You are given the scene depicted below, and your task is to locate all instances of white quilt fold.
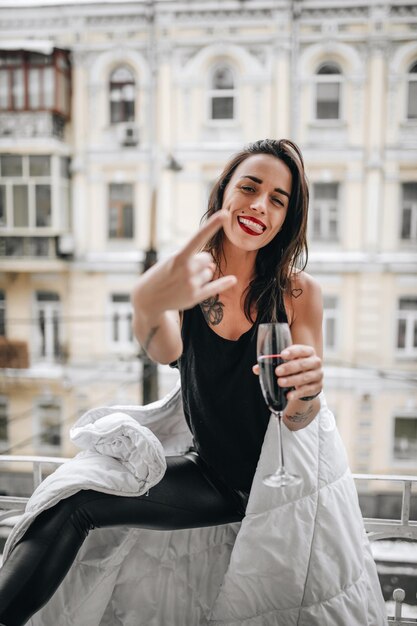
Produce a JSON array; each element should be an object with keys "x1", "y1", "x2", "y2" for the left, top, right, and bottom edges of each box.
[{"x1": 70, "y1": 412, "x2": 167, "y2": 486}]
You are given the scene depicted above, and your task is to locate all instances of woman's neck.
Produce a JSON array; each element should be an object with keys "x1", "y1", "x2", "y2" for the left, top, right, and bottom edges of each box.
[{"x1": 219, "y1": 241, "x2": 257, "y2": 286}]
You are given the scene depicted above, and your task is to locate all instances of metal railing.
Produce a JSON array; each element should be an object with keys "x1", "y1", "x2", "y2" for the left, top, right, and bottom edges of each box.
[
  {"x1": 353, "y1": 473, "x2": 417, "y2": 625},
  {"x1": 0, "y1": 458, "x2": 415, "y2": 624}
]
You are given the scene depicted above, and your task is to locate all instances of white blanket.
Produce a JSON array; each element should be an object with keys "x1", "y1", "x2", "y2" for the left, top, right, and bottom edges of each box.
[{"x1": 3, "y1": 385, "x2": 387, "y2": 625}]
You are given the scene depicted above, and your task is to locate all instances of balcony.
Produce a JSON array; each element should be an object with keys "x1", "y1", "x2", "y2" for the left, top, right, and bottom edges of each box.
[
  {"x1": 0, "y1": 235, "x2": 71, "y2": 271},
  {"x1": 0, "y1": 456, "x2": 416, "y2": 624}
]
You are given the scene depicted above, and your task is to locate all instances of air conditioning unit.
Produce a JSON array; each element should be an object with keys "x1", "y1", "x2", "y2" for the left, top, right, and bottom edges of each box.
[
  {"x1": 56, "y1": 233, "x2": 75, "y2": 258},
  {"x1": 119, "y1": 123, "x2": 139, "y2": 147}
]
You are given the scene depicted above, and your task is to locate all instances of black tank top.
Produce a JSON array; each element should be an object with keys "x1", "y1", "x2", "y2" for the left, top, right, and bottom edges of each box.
[{"x1": 177, "y1": 304, "x2": 288, "y2": 491}]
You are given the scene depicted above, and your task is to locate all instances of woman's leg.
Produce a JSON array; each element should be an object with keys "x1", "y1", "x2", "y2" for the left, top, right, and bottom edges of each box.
[{"x1": 0, "y1": 454, "x2": 247, "y2": 626}]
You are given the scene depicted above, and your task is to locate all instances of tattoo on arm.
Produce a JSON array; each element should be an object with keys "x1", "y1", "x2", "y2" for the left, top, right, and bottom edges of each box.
[
  {"x1": 285, "y1": 405, "x2": 314, "y2": 423},
  {"x1": 200, "y1": 295, "x2": 224, "y2": 326},
  {"x1": 143, "y1": 326, "x2": 159, "y2": 353}
]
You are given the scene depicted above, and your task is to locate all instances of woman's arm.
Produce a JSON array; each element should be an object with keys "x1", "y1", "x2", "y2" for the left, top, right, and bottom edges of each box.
[
  {"x1": 131, "y1": 212, "x2": 237, "y2": 365},
  {"x1": 278, "y1": 272, "x2": 324, "y2": 431}
]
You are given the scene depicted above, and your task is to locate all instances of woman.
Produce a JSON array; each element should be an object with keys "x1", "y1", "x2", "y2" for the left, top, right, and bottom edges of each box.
[{"x1": 0, "y1": 138, "x2": 323, "y2": 626}]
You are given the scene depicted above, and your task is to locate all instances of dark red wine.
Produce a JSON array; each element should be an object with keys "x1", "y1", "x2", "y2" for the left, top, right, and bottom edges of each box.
[{"x1": 258, "y1": 354, "x2": 292, "y2": 413}]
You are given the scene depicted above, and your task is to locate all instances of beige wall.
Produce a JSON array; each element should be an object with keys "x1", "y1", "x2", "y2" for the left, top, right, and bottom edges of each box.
[{"x1": 0, "y1": 0, "x2": 415, "y2": 485}]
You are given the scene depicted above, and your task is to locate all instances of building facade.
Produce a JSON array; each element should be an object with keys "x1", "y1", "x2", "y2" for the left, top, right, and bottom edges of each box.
[{"x1": 0, "y1": 0, "x2": 416, "y2": 499}]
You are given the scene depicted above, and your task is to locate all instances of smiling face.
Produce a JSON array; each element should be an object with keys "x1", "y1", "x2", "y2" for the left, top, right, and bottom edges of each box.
[{"x1": 220, "y1": 153, "x2": 292, "y2": 253}]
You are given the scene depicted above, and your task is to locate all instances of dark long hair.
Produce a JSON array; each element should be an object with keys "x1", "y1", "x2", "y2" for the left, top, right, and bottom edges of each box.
[{"x1": 202, "y1": 138, "x2": 309, "y2": 323}]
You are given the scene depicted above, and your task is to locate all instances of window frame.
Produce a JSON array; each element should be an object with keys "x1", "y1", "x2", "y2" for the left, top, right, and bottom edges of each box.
[
  {"x1": 107, "y1": 182, "x2": 135, "y2": 240},
  {"x1": 0, "y1": 154, "x2": 71, "y2": 236},
  {"x1": 406, "y1": 61, "x2": 417, "y2": 121},
  {"x1": 34, "y1": 395, "x2": 62, "y2": 451},
  {"x1": 109, "y1": 65, "x2": 136, "y2": 125},
  {"x1": 33, "y1": 290, "x2": 62, "y2": 363},
  {"x1": 207, "y1": 63, "x2": 237, "y2": 125},
  {"x1": 313, "y1": 62, "x2": 343, "y2": 122},
  {"x1": 0, "y1": 48, "x2": 71, "y2": 119},
  {"x1": 400, "y1": 182, "x2": 417, "y2": 243},
  {"x1": 395, "y1": 296, "x2": 417, "y2": 358},
  {"x1": 322, "y1": 294, "x2": 340, "y2": 354},
  {"x1": 391, "y1": 412, "x2": 417, "y2": 466},
  {"x1": 107, "y1": 293, "x2": 134, "y2": 351},
  {"x1": 310, "y1": 181, "x2": 341, "y2": 242}
]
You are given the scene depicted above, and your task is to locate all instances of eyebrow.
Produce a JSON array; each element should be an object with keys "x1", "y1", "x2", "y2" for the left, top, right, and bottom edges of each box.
[{"x1": 239, "y1": 175, "x2": 291, "y2": 199}]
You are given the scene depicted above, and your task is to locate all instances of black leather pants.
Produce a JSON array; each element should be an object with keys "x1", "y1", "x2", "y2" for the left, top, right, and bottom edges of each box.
[{"x1": 0, "y1": 453, "x2": 248, "y2": 626}]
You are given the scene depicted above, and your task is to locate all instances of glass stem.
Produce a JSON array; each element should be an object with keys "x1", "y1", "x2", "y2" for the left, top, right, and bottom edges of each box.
[{"x1": 276, "y1": 410, "x2": 285, "y2": 471}]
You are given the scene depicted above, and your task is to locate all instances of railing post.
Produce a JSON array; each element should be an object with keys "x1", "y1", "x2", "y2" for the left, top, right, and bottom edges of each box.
[
  {"x1": 401, "y1": 481, "x2": 411, "y2": 526},
  {"x1": 393, "y1": 588, "x2": 405, "y2": 624},
  {"x1": 32, "y1": 462, "x2": 43, "y2": 489}
]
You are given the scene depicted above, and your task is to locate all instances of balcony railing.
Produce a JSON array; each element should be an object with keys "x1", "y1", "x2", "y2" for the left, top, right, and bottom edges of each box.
[{"x1": 0, "y1": 457, "x2": 416, "y2": 624}]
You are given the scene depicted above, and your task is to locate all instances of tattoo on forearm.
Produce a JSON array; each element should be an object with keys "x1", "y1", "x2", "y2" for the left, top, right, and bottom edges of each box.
[
  {"x1": 144, "y1": 326, "x2": 159, "y2": 352},
  {"x1": 285, "y1": 405, "x2": 314, "y2": 423},
  {"x1": 200, "y1": 295, "x2": 224, "y2": 326}
]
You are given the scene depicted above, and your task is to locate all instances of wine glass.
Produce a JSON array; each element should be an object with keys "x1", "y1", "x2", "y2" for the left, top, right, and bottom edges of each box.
[{"x1": 257, "y1": 322, "x2": 301, "y2": 488}]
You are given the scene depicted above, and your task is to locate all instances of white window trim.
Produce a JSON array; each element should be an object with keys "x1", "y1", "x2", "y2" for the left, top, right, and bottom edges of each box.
[
  {"x1": 313, "y1": 72, "x2": 344, "y2": 123},
  {"x1": 107, "y1": 294, "x2": 135, "y2": 352},
  {"x1": 206, "y1": 64, "x2": 238, "y2": 126},
  {"x1": 406, "y1": 69, "x2": 417, "y2": 121},
  {"x1": 323, "y1": 295, "x2": 340, "y2": 354},
  {"x1": 310, "y1": 182, "x2": 341, "y2": 243},
  {"x1": 34, "y1": 396, "x2": 62, "y2": 453},
  {"x1": 0, "y1": 154, "x2": 63, "y2": 233},
  {"x1": 395, "y1": 309, "x2": 417, "y2": 358},
  {"x1": 400, "y1": 184, "x2": 417, "y2": 243},
  {"x1": 33, "y1": 292, "x2": 62, "y2": 363},
  {"x1": 390, "y1": 410, "x2": 417, "y2": 468}
]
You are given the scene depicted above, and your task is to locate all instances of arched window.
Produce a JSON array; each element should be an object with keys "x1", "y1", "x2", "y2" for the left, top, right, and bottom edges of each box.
[
  {"x1": 315, "y1": 62, "x2": 342, "y2": 120},
  {"x1": 407, "y1": 61, "x2": 417, "y2": 120},
  {"x1": 109, "y1": 66, "x2": 135, "y2": 124},
  {"x1": 209, "y1": 65, "x2": 235, "y2": 121}
]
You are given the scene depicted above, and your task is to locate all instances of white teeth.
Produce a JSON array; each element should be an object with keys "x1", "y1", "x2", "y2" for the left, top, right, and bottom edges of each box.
[{"x1": 238, "y1": 217, "x2": 265, "y2": 233}]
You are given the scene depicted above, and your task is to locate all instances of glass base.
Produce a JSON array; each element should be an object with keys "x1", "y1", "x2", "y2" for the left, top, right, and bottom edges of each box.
[{"x1": 263, "y1": 468, "x2": 301, "y2": 488}]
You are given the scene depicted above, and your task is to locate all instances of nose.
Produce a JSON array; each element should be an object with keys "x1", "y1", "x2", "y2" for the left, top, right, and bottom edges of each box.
[{"x1": 250, "y1": 193, "x2": 267, "y2": 214}]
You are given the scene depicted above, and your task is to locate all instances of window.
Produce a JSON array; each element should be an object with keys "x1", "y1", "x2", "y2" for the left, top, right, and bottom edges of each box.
[
  {"x1": 36, "y1": 397, "x2": 61, "y2": 449},
  {"x1": 109, "y1": 294, "x2": 133, "y2": 347},
  {"x1": 0, "y1": 396, "x2": 7, "y2": 445},
  {"x1": 0, "y1": 290, "x2": 5, "y2": 336},
  {"x1": 315, "y1": 63, "x2": 342, "y2": 120},
  {"x1": 109, "y1": 66, "x2": 135, "y2": 124},
  {"x1": 0, "y1": 154, "x2": 54, "y2": 230},
  {"x1": 407, "y1": 62, "x2": 417, "y2": 120},
  {"x1": 34, "y1": 291, "x2": 61, "y2": 361},
  {"x1": 209, "y1": 65, "x2": 235, "y2": 121},
  {"x1": 108, "y1": 183, "x2": 134, "y2": 239},
  {"x1": 311, "y1": 182, "x2": 340, "y2": 241},
  {"x1": 393, "y1": 416, "x2": 417, "y2": 461},
  {"x1": 0, "y1": 49, "x2": 71, "y2": 118},
  {"x1": 396, "y1": 297, "x2": 417, "y2": 357},
  {"x1": 401, "y1": 183, "x2": 417, "y2": 242},
  {"x1": 323, "y1": 295, "x2": 338, "y2": 352}
]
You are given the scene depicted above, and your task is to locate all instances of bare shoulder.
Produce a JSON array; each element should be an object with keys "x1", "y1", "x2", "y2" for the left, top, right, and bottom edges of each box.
[{"x1": 284, "y1": 271, "x2": 322, "y2": 324}]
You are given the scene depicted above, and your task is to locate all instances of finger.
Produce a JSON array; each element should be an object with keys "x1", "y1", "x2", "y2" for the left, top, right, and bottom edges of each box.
[
  {"x1": 252, "y1": 364, "x2": 259, "y2": 376},
  {"x1": 179, "y1": 211, "x2": 227, "y2": 259},
  {"x1": 277, "y1": 368, "x2": 321, "y2": 388},
  {"x1": 198, "y1": 266, "x2": 215, "y2": 286},
  {"x1": 280, "y1": 344, "x2": 314, "y2": 359},
  {"x1": 287, "y1": 385, "x2": 322, "y2": 402},
  {"x1": 198, "y1": 275, "x2": 237, "y2": 301},
  {"x1": 276, "y1": 355, "x2": 321, "y2": 377}
]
